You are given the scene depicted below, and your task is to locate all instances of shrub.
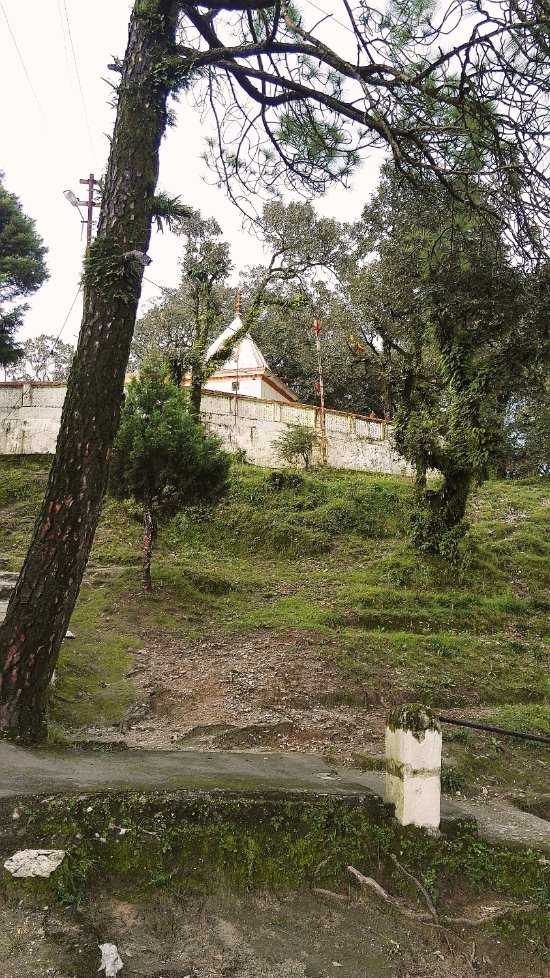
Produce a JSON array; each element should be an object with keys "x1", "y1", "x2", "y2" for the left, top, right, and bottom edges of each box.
[
  {"x1": 110, "y1": 363, "x2": 230, "y2": 591},
  {"x1": 274, "y1": 423, "x2": 318, "y2": 469}
]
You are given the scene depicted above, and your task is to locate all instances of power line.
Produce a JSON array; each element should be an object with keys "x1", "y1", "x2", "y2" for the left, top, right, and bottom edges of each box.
[
  {"x1": 62, "y1": 0, "x2": 95, "y2": 157},
  {"x1": 0, "y1": 0, "x2": 44, "y2": 117},
  {"x1": 143, "y1": 275, "x2": 177, "y2": 294},
  {"x1": 301, "y1": 0, "x2": 356, "y2": 37},
  {"x1": 0, "y1": 287, "x2": 81, "y2": 421},
  {"x1": 56, "y1": 0, "x2": 72, "y2": 78},
  {"x1": 49, "y1": 286, "x2": 82, "y2": 349}
]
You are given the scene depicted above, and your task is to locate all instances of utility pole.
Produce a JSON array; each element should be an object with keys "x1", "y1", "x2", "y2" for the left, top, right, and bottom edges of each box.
[
  {"x1": 313, "y1": 317, "x2": 328, "y2": 465},
  {"x1": 78, "y1": 173, "x2": 100, "y2": 248}
]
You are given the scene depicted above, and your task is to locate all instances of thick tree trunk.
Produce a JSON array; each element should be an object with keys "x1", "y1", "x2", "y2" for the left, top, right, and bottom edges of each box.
[
  {"x1": 0, "y1": 0, "x2": 179, "y2": 742},
  {"x1": 189, "y1": 371, "x2": 203, "y2": 419},
  {"x1": 142, "y1": 502, "x2": 157, "y2": 593},
  {"x1": 416, "y1": 467, "x2": 472, "y2": 554}
]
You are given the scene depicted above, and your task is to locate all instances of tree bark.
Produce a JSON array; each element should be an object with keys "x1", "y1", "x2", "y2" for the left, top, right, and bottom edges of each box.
[
  {"x1": 189, "y1": 370, "x2": 203, "y2": 419},
  {"x1": 0, "y1": 0, "x2": 179, "y2": 742},
  {"x1": 418, "y1": 467, "x2": 472, "y2": 553},
  {"x1": 142, "y1": 501, "x2": 157, "y2": 593}
]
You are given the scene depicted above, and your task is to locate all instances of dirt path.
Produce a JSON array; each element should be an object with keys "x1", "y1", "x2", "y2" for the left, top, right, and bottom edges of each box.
[{"x1": 83, "y1": 629, "x2": 388, "y2": 755}]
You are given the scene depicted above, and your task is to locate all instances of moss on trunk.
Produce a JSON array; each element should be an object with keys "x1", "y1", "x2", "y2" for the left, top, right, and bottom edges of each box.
[{"x1": 0, "y1": 1, "x2": 179, "y2": 742}]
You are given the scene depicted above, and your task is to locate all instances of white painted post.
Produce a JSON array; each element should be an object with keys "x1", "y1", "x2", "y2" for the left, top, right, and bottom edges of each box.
[{"x1": 385, "y1": 705, "x2": 442, "y2": 832}]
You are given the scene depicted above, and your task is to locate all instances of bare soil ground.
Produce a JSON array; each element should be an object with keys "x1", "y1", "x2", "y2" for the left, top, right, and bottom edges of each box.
[
  {"x1": 1, "y1": 889, "x2": 547, "y2": 978},
  {"x1": 75, "y1": 626, "x2": 550, "y2": 818},
  {"x1": 81, "y1": 628, "x2": 388, "y2": 757}
]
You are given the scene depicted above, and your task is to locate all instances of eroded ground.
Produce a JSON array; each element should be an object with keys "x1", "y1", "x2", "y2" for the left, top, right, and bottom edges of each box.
[{"x1": 1, "y1": 890, "x2": 547, "y2": 978}]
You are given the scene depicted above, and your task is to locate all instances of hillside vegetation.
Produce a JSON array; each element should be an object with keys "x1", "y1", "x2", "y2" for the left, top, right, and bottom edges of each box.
[{"x1": 0, "y1": 456, "x2": 548, "y2": 804}]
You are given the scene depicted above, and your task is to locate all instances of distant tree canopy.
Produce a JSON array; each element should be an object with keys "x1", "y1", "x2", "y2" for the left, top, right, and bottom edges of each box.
[
  {"x1": 0, "y1": 173, "x2": 48, "y2": 367},
  {"x1": 247, "y1": 279, "x2": 385, "y2": 416},
  {"x1": 131, "y1": 201, "x2": 347, "y2": 412},
  {"x1": 5, "y1": 334, "x2": 74, "y2": 382}
]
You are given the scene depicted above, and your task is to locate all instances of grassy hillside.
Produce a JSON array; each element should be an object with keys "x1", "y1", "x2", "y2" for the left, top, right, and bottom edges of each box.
[{"x1": 0, "y1": 456, "x2": 548, "y2": 801}]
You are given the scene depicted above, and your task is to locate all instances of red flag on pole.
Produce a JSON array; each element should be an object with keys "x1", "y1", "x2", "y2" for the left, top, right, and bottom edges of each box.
[{"x1": 313, "y1": 317, "x2": 321, "y2": 337}]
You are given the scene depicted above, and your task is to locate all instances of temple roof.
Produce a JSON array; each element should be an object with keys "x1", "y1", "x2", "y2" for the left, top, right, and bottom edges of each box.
[{"x1": 206, "y1": 315, "x2": 269, "y2": 370}]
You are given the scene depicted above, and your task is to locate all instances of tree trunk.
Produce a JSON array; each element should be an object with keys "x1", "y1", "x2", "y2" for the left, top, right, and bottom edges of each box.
[
  {"x1": 431, "y1": 469, "x2": 472, "y2": 530},
  {"x1": 142, "y1": 501, "x2": 157, "y2": 593},
  {"x1": 189, "y1": 370, "x2": 203, "y2": 419},
  {"x1": 0, "y1": 0, "x2": 179, "y2": 743},
  {"x1": 415, "y1": 467, "x2": 472, "y2": 555}
]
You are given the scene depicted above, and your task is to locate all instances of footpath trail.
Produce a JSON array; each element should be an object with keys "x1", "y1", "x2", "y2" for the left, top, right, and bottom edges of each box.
[{"x1": 1, "y1": 742, "x2": 549, "y2": 853}]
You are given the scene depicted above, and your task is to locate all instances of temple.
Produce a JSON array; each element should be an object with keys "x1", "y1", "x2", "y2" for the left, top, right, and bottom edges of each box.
[{"x1": 194, "y1": 314, "x2": 298, "y2": 404}]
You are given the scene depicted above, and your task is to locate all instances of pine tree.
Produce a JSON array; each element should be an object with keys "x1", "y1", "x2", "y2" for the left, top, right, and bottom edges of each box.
[
  {"x1": 110, "y1": 362, "x2": 229, "y2": 592},
  {"x1": 0, "y1": 173, "x2": 48, "y2": 367}
]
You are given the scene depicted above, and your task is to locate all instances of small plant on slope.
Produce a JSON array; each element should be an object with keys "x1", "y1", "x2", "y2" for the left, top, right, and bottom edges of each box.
[
  {"x1": 110, "y1": 361, "x2": 229, "y2": 591},
  {"x1": 275, "y1": 423, "x2": 318, "y2": 470}
]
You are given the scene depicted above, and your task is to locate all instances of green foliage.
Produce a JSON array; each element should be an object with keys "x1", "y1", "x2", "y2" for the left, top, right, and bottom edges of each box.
[
  {"x1": 503, "y1": 385, "x2": 550, "y2": 477},
  {"x1": 440, "y1": 766, "x2": 467, "y2": 793},
  {"x1": 150, "y1": 192, "x2": 192, "y2": 233},
  {"x1": 83, "y1": 238, "x2": 141, "y2": 305},
  {"x1": 0, "y1": 172, "x2": 48, "y2": 365},
  {"x1": 356, "y1": 164, "x2": 532, "y2": 555},
  {"x1": 111, "y1": 363, "x2": 229, "y2": 511},
  {"x1": 131, "y1": 210, "x2": 234, "y2": 401},
  {"x1": 110, "y1": 362, "x2": 229, "y2": 585},
  {"x1": 275, "y1": 423, "x2": 318, "y2": 469},
  {"x1": 2, "y1": 460, "x2": 548, "y2": 771},
  {"x1": 265, "y1": 470, "x2": 305, "y2": 492},
  {"x1": 5, "y1": 792, "x2": 548, "y2": 931}
]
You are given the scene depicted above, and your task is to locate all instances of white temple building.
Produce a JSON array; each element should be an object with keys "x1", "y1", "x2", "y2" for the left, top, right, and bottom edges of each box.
[{"x1": 197, "y1": 314, "x2": 298, "y2": 404}]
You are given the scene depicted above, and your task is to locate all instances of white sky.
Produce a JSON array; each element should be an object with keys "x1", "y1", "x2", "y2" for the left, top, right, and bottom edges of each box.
[{"x1": 1, "y1": 0, "x2": 382, "y2": 345}]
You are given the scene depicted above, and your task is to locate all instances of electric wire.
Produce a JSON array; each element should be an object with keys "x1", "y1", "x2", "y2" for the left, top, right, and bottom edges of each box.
[
  {"x1": 62, "y1": 0, "x2": 95, "y2": 157},
  {"x1": 143, "y1": 275, "x2": 177, "y2": 294},
  {"x1": 0, "y1": 288, "x2": 82, "y2": 422},
  {"x1": 301, "y1": 0, "x2": 357, "y2": 37},
  {"x1": 49, "y1": 286, "x2": 82, "y2": 350},
  {"x1": 56, "y1": 0, "x2": 73, "y2": 80},
  {"x1": 0, "y1": 0, "x2": 44, "y2": 117}
]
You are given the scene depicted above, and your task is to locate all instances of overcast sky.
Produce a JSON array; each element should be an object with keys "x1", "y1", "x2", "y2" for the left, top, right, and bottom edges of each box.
[{"x1": 1, "y1": 0, "x2": 382, "y2": 346}]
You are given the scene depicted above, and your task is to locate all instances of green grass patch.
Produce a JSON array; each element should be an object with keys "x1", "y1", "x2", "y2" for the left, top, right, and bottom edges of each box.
[
  {"x1": 49, "y1": 579, "x2": 138, "y2": 729},
  {"x1": 1, "y1": 457, "x2": 548, "y2": 748}
]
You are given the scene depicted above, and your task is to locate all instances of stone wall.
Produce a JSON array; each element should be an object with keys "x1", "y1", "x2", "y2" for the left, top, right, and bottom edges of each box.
[
  {"x1": 200, "y1": 391, "x2": 413, "y2": 475},
  {"x1": 0, "y1": 382, "x2": 413, "y2": 476},
  {"x1": 0, "y1": 382, "x2": 66, "y2": 455}
]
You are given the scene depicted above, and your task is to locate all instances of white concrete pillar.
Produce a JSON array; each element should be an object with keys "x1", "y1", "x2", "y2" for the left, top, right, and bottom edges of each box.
[{"x1": 385, "y1": 705, "x2": 442, "y2": 831}]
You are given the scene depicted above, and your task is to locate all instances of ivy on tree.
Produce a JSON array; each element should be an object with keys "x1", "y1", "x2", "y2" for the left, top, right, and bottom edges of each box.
[
  {"x1": 0, "y1": 172, "x2": 48, "y2": 368},
  {"x1": 110, "y1": 362, "x2": 229, "y2": 591},
  {"x1": 354, "y1": 166, "x2": 528, "y2": 557}
]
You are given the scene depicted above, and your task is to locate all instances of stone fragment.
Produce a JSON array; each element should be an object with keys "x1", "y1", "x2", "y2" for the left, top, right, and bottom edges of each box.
[
  {"x1": 98, "y1": 943, "x2": 124, "y2": 976},
  {"x1": 4, "y1": 849, "x2": 66, "y2": 878}
]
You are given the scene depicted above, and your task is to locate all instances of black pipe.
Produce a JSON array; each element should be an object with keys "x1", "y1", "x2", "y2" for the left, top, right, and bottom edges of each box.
[{"x1": 437, "y1": 714, "x2": 550, "y2": 746}]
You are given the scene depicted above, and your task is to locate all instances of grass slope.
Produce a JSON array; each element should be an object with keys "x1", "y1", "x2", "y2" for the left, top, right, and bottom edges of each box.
[{"x1": 0, "y1": 457, "x2": 548, "y2": 795}]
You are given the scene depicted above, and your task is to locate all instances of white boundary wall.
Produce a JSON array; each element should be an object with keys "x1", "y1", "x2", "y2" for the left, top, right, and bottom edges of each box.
[{"x1": 0, "y1": 382, "x2": 413, "y2": 476}]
